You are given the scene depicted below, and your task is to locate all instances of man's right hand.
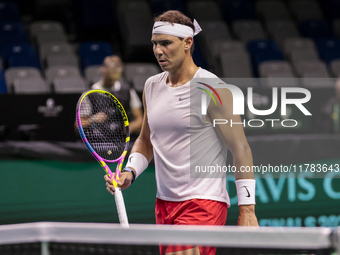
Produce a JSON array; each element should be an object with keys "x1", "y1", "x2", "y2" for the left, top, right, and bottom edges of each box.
[{"x1": 104, "y1": 171, "x2": 133, "y2": 195}]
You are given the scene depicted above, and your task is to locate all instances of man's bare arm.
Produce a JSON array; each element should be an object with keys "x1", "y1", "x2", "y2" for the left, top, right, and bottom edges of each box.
[{"x1": 207, "y1": 87, "x2": 258, "y2": 226}]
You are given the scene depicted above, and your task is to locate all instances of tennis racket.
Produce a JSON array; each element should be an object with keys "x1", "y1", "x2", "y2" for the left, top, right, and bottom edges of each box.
[{"x1": 76, "y1": 89, "x2": 130, "y2": 227}]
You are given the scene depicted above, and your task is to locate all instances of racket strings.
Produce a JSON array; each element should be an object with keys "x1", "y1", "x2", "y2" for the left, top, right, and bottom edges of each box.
[{"x1": 81, "y1": 93, "x2": 126, "y2": 160}]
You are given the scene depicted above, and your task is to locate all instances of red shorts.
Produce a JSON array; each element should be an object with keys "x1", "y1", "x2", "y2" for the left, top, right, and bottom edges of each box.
[{"x1": 155, "y1": 198, "x2": 228, "y2": 255}]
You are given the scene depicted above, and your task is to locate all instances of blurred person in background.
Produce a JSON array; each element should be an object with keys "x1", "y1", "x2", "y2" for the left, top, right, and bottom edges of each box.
[
  {"x1": 320, "y1": 79, "x2": 340, "y2": 133},
  {"x1": 75, "y1": 55, "x2": 143, "y2": 142}
]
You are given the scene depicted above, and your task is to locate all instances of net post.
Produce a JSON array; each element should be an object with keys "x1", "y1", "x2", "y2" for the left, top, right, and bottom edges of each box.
[{"x1": 41, "y1": 241, "x2": 50, "y2": 255}]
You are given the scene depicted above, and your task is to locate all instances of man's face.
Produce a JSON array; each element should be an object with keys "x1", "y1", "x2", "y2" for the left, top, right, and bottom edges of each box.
[
  {"x1": 101, "y1": 57, "x2": 123, "y2": 82},
  {"x1": 151, "y1": 33, "x2": 187, "y2": 72}
]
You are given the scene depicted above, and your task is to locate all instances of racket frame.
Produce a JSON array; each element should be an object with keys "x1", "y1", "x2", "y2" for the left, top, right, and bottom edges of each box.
[{"x1": 76, "y1": 89, "x2": 130, "y2": 227}]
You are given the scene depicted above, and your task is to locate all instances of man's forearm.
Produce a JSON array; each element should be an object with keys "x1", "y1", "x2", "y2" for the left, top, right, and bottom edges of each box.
[{"x1": 232, "y1": 143, "x2": 255, "y2": 180}]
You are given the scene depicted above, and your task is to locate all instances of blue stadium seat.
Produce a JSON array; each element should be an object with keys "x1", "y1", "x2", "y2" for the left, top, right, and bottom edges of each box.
[
  {"x1": 0, "y1": 70, "x2": 7, "y2": 93},
  {"x1": 323, "y1": 50, "x2": 340, "y2": 65},
  {"x1": 0, "y1": 1, "x2": 21, "y2": 22},
  {"x1": 1, "y1": 43, "x2": 36, "y2": 69},
  {"x1": 78, "y1": 41, "x2": 113, "y2": 60},
  {"x1": 7, "y1": 54, "x2": 41, "y2": 69},
  {"x1": 151, "y1": 0, "x2": 186, "y2": 16},
  {"x1": 247, "y1": 39, "x2": 282, "y2": 55},
  {"x1": 0, "y1": 33, "x2": 29, "y2": 46},
  {"x1": 0, "y1": 22, "x2": 29, "y2": 46},
  {"x1": 0, "y1": 22, "x2": 27, "y2": 37},
  {"x1": 247, "y1": 39, "x2": 284, "y2": 76},
  {"x1": 299, "y1": 19, "x2": 333, "y2": 41},
  {"x1": 78, "y1": 41, "x2": 113, "y2": 70},
  {"x1": 82, "y1": 54, "x2": 107, "y2": 69},
  {"x1": 253, "y1": 51, "x2": 284, "y2": 66},
  {"x1": 317, "y1": 39, "x2": 340, "y2": 63},
  {"x1": 220, "y1": 0, "x2": 256, "y2": 22}
]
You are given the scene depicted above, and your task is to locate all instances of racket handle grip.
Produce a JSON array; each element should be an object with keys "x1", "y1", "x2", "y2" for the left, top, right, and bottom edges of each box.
[{"x1": 114, "y1": 187, "x2": 129, "y2": 227}]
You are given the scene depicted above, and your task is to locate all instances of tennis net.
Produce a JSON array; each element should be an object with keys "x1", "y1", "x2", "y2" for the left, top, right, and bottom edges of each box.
[{"x1": 0, "y1": 222, "x2": 338, "y2": 255}]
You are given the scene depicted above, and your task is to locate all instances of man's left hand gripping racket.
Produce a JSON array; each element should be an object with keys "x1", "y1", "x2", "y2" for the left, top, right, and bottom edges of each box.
[{"x1": 76, "y1": 89, "x2": 130, "y2": 227}]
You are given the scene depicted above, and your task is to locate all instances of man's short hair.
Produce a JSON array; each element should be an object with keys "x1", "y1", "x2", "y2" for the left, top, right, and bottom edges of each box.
[
  {"x1": 103, "y1": 55, "x2": 123, "y2": 70},
  {"x1": 154, "y1": 10, "x2": 195, "y2": 55}
]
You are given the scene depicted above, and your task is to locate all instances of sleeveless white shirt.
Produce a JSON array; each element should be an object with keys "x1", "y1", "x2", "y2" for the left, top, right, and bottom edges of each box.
[{"x1": 145, "y1": 68, "x2": 230, "y2": 205}]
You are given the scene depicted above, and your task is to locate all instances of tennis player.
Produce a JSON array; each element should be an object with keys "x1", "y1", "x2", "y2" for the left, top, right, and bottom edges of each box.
[{"x1": 105, "y1": 10, "x2": 258, "y2": 255}]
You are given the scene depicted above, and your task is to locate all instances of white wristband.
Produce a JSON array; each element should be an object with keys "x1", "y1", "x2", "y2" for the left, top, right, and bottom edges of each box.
[
  {"x1": 235, "y1": 179, "x2": 256, "y2": 205},
  {"x1": 125, "y1": 152, "x2": 149, "y2": 179}
]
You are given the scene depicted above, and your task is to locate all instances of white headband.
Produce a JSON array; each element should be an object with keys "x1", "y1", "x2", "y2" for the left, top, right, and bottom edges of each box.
[{"x1": 152, "y1": 19, "x2": 202, "y2": 38}]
